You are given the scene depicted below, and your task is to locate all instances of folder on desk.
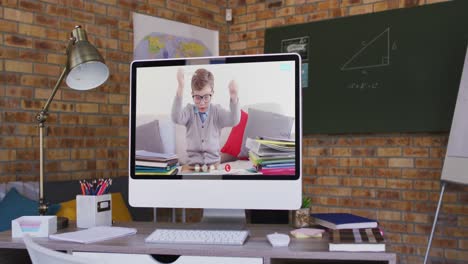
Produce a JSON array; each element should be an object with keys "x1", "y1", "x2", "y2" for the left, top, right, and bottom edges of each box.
[{"x1": 49, "y1": 226, "x2": 137, "y2": 244}]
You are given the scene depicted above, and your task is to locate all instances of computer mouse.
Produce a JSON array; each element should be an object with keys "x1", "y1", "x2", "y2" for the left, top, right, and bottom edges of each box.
[{"x1": 267, "y1": 232, "x2": 290, "y2": 247}]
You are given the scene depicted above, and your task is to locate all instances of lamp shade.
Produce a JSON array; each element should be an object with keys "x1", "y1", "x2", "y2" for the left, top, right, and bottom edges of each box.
[{"x1": 65, "y1": 26, "x2": 109, "y2": 90}]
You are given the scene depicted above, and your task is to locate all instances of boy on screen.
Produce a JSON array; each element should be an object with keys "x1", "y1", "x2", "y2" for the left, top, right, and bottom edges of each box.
[{"x1": 171, "y1": 68, "x2": 240, "y2": 169}]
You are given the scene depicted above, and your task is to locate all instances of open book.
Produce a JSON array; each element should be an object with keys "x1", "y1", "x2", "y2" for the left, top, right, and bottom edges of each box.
[{"x1": 49, "y1": 226, "x2": 137, "y2": 244}]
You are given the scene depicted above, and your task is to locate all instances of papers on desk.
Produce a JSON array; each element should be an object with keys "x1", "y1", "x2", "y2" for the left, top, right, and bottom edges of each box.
[{"x1": 49, "y1": 226, "x2": 137, "y2": 244}]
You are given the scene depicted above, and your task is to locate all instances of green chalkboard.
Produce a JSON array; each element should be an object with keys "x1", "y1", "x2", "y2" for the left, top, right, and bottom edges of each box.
[{"x1": 265, "y1": 0, "x2": 468, "y2": 134}]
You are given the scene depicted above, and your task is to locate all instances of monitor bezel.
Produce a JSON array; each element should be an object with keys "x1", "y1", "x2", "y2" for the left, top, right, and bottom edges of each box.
[{"x1": 129, "y1": 53, "x2": 301, "y2": 181}]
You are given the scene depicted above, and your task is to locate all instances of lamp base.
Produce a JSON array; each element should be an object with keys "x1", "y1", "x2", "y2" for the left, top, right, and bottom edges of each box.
[{"x1": 57, "y1": 216, "x2": 69, "y2": 230}]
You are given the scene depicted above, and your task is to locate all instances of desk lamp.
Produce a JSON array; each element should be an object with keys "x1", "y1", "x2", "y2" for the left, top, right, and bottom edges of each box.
[{"x1": 36, "y1": 25, "x2": 109, "y2": 216}]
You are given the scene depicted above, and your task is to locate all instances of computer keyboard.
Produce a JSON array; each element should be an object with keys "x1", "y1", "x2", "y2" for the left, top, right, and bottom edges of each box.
[{"x1": 145, "y1": 228, "x2": 249, "y2": 245}]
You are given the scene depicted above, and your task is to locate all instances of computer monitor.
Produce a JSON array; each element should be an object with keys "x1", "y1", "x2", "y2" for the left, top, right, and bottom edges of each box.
[{"x1": 129, "y1": 54, "x2": 302, "y2": 226}]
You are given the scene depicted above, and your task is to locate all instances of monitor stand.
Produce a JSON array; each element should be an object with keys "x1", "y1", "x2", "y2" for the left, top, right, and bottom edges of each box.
[{"x1": 198, "y1": 209, "x2": 246, "y2": 230}]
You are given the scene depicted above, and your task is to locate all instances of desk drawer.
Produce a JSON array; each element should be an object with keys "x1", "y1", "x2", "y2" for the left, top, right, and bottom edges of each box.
[{"x1": 73, "y1": 252, "x2": 262, "y2": 264}]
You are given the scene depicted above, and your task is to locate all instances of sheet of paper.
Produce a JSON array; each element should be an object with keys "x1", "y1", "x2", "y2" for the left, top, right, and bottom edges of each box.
[{"x1": 49, "y1": 226, "x2": 137, "y2": 244}]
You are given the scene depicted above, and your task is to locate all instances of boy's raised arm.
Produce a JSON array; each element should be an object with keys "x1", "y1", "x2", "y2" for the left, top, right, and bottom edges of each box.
[
  {"x1": 228, "y1": 80, "x2": 238, "y2": 102},
  {"x1": 172, "y1": 69, "x2": 190, "y2": 125},
  {"x1": 176, "y1": 68, "x2": 185, "y2": 97},
  {"x1": 216, "y1": 80, "x2": 240, "y2": 128}
]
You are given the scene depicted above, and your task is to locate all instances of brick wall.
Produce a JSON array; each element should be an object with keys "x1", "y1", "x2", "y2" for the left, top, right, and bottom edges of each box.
[
  {"x1": 225, "y1": 0, "x2": 467, "y2": 263},
  {"x1": 0, "y1": 0, "x2": 227, "y2": 183},
  {"x1": 1, "y1": 0, "x2": 466, "y2": 263}
]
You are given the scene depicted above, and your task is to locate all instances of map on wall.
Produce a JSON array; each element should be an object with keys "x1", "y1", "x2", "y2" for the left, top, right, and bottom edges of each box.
[{"x1": 133, "y1": 12, "x2": 219, "y2": 60}]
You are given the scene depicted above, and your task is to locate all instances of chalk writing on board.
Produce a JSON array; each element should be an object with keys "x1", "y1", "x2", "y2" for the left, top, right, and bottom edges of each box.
[
  {"x1": 347, "y1": 82, "x2": 380, "y2": 90},
  {"x1": 341, "y1": 28, "x2": 391, "y2": 71}
]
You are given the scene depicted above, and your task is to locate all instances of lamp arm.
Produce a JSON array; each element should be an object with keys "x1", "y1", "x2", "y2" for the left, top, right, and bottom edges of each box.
[
  {"x1": 35, "y1": 67, "x2": 68, "y2": 215},
  {"x1": 35, "y1": 38, "x2": 74, "y2": 215},
  {"x1": 36, "y1": 37, "x2": 75, "y2": 121},
  {"x1": 36, "y1": 67, "x2": 68, "y2": 122}
]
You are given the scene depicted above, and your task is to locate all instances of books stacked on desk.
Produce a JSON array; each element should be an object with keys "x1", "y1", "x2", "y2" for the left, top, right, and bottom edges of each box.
[
  {"x1": 135, "y1": 150, "x2": 178, "y2": 176},
  {"x1": 311, "y1": 213, "x2": 385, "y2": 252},
  {"x1": 328, "y1": 228, "x2": 385, "y2": 252},
  {"x1": 246, "y1": 137, "x2": 295, "y2": 175}
]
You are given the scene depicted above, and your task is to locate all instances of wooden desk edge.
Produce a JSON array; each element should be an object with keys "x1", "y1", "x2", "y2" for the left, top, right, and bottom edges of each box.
[{"x1": 0, "y1": 223, "x2": 397, "y2": 264}]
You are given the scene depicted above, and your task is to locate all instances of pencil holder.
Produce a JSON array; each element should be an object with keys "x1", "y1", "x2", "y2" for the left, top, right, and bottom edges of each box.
[{"x1": 76, "y1": 194, "x2": 112, "y2": 228}]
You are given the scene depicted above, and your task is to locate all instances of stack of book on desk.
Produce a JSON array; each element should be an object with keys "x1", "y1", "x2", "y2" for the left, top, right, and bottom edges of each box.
[
  {"x1": 135, "y1": 150, "x2": 178, "y2": 176},
  {"x1": 246, "y1": 137, "x2": 295, "y2": 175},
  {"x1": 311, "y1": 213, "x2": 385, "y2": 252}
]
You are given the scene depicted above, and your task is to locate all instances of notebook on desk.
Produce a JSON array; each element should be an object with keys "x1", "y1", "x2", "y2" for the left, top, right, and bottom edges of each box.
[
  {"x1": 49, "y1": 226, "x2": 137, "y2": 244},
  {"x1": 311, "y1": 213, "x2": 378, "y2": 229}
]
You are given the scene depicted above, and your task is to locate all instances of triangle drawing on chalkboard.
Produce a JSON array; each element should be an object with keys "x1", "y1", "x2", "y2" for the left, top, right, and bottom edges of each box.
[{"x1": 341, "y1": 28, "x2": 390, "y2": 71}]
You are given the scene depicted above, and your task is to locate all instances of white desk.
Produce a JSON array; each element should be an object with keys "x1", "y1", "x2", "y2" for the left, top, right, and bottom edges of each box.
[{"x1": 0, "y1": 222, "x2": 397, "y2": 264}]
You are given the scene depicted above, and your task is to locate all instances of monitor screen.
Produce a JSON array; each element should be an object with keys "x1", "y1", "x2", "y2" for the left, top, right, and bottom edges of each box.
[{"x1": 129, "y1": 54, "x2": 302, "y2": 210}]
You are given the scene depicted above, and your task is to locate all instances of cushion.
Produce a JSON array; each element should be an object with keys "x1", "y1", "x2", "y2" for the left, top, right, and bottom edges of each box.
[
  {"x1": 220, "y1": 110, "x2": 248, "y2": 157},
  {"x1": 158, "y1": 116, "x2": 176, "y2": 154},
  {"x1": 135, "y1": 115, "x2": 176, "y2": 154},
  {"x1": 220, "y1": 153, "x2": 238, "y2": 164},
  {"x1": 56, "y1": 192, "x2": 132, "y2": 222},
  {"x1": 0, "y1": 183, "x2": 5, "y2": 201},
  {"x1": 56, "y1": 199, "x2": 77, "y2": 220},
  {"x1": 238, "y1": 108, "x2": 295, "y2": 158},
  {"x1": 175, "y1": 124, "x2": 188, "y2": 165},
  {"x1": 0, "y1": 188, "x2": 60, "y2": 231},
  {"x1": 1, "y1": 181, "x2": 39, "y2": 202},
  {"x1": 135, "y1": 120, "x2": 164, "y2": 153},
  {"x1": 111, "y1": 192, "x2": 132, "y2": 222},
  {"x1": 241, "y1": 102, "x2": 283, "y2": 114}
]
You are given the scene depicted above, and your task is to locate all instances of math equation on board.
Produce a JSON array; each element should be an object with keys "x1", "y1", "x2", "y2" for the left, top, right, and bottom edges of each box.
[{"x1": 347, "y1": 82, "x2": 380, "y2": 90}]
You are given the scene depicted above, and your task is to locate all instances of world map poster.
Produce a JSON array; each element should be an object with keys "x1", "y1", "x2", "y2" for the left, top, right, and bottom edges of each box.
[{"x1": 133, "y1": 12, "x2": 219, "y2": 60}]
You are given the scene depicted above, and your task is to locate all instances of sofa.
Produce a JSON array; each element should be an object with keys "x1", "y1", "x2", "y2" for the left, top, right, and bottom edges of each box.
[{"x1": 135, "y1": 102, "x2": 295, "y2": 167}]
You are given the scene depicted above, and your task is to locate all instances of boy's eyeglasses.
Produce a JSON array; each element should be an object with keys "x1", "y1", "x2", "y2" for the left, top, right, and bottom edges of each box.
[{"x1": 192, "y1": 94, "x2": 212, "y2": 103}]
